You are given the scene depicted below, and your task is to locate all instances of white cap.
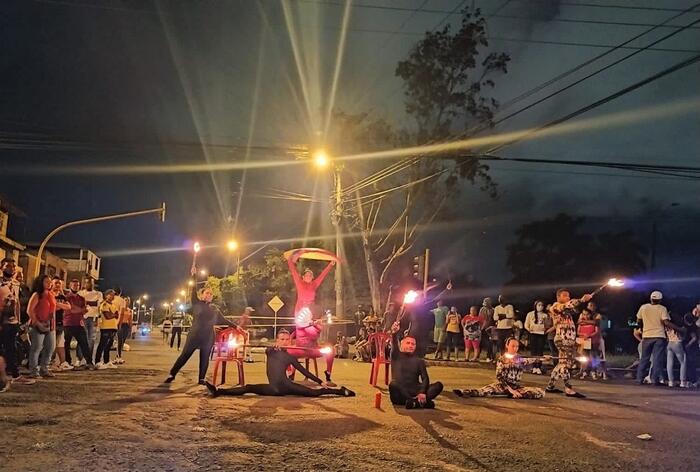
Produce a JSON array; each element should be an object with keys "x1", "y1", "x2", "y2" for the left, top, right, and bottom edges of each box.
[{"x1": 650, "y1": 291, "x2": 663, "y2": 301}]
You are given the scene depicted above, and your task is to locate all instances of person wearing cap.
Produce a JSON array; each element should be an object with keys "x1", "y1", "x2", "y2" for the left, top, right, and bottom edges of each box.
[
  {"x1": 636, "y1": 291, "x2": 676, "y2": 385},
  {"x1": 94, "y1": 289, "x2": 120, "y2": 369}
]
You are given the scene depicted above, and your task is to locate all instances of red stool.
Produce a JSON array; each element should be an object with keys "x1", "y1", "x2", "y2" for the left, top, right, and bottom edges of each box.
[
  {"x1": 211, "y1": 326, "x2": 246, "y2": 386},
  {"x1": 368, "y1": 332, "x2": 392, "y2": 386}
]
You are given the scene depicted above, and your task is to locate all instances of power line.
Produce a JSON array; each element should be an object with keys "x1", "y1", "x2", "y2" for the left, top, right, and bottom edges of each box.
[
  {"x1": 485, "y1": 52, "x2": 700, "y2": 154},
  {"x1": 491, "y1": 13, "x2": 700, "y2": 30}
]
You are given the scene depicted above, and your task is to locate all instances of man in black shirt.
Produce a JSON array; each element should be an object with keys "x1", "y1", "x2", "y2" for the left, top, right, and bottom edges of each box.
[
  {"x1": 205, "y1": 329, "x2": 355, "y2": 398},
  {"x1": 389, "y1": 322, "x2": 443, "y2": 409}
]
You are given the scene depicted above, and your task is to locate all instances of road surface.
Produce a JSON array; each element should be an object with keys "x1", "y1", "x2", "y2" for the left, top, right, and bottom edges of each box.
[{"x1": 2, "y1": 334, "x2": 698, "y2": 471}]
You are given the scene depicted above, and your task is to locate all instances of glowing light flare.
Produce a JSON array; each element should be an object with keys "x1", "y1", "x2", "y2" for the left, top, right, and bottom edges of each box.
[
  {"x1": 179, "y1": 304, "x2": 185, "y2": 311},
  {"x1": 607, "y1": 278, "x2": 625, "y2": 287},
  {"x1": 576, "y1": 356, "x2": 589, "y2": 363},
  {"x1": 179, "y1": 290, "x2": 186, "y2": 297},
  {"x1": 227, "y1": 240, "x2": 239, "y2": 252},
  {"x1": 188, "y1": 280, "x2": 194, "y2": 287},
  {"x1": 227, "y1": 337, "x2": 239, "y2": 349},
  {"x1": 319, "y1": 346, "x2": 332, "y2": 355},
  {"x1": 313, "y1": 150, "x2": 329, "y2": 168},
  {"x1": 200, "y1": 269, "x2": 208, "y2": 276},
  {"x1": 504, "y1": 353, "x2": 516, "y2": 359},
  {"x1": 193, "y1": 242, "x2": 201, "y2": 253},
  {"x1": 403, "y1": 290, "x2": 419, "y2": 305}
]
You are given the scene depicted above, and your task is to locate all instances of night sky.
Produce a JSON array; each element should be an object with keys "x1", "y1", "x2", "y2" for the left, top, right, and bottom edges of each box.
[{"x1": 2, "y1": 0, "x2": 700, "y2": 305}]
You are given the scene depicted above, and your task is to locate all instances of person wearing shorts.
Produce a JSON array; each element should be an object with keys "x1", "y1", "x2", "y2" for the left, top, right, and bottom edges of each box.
[{"x1": 462, "y1": 306, "x2": 482, "y2": 361}]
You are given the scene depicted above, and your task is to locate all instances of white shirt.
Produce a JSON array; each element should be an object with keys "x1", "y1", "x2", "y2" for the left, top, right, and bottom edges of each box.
[
  {"x1": 493, "y1": 304, "x2": 514, "y2": 329},
  {"x1": 113, "y1": 295, "x2": 126, "y2": 318},
  {"x1": 79, "y1": 289, "x2": 103, "y2": 318},
  {"x1": 636, "y1": 303, "x2": 669, "y2": 339},
  {"x1": 525, "y1": 310, "x2": 548, "y2": 335}
]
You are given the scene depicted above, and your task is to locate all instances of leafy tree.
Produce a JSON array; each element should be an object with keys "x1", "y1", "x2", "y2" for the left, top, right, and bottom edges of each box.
[
  {"x1": 330, "y1": 8, "x2": 510, "y2": 312},
  {"x1": 506, "y1": 213, "x2": 647, "y2": 285}
]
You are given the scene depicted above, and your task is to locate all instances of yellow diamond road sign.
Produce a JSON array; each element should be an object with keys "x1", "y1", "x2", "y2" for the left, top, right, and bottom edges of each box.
[{"x1": 268, "y1": 296, "x2": 284, "y2": 313}]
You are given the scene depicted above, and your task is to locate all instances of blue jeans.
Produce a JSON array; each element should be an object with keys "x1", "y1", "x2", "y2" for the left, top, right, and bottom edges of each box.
[
  {"x1": 78, "y1": 317, "x2": 97, "y2": 361},
  {"x1": 667, "y1": 341, "x2": 687, "y2": 384},
  {"x1": 637, "y1": 337, "x2": 667, "y2": 383},
  {"x1": 28, "y1": 327, "x2": 56, "y2": 376}
]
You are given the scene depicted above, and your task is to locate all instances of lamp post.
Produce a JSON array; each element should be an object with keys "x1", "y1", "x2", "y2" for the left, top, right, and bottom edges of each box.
[{"x1": 314, "y1": 150, "x2": 344, "y2": 319}]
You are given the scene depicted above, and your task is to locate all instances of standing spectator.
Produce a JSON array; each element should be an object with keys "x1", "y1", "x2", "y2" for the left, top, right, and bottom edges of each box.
[
  {"x1": 115, "y1": 297, "x2": 133, "y2": 364},
  {"x1": 544, "y1": 304, "x2": 558, "y2": 362},
  {"x1": 51, "y1": 277, "x2": 72, "y2": 371},
  {"x1": 444, "y1": 307, "x2": 462, "y2": 361},
  {"x1": 382, "y1": 302, "x2": 400, "y2": 333},
  {"x1": 27, "y1": 274, "x2": 56, "y2": 378},
  {"x1": 479, "y1": 298, "x2": 496, "y2": 362},
  {"x1": 94, "y1": 289, "x2": 119, "y2": 369},
  {"x1": 588, "y1": 302, "x2": 609, "y2": 379},
  {"x1": 362, "y1": 307, "x2": 380, "y2": 334},
  {"x1": 636, "y1": 291, "x2": 674, "y2": 385},
  {"x1": 683, "y1": 306, "x2": 700, "y2": 387},
  {"x1": 576, "y1": 309, "x2": 599, "y2": 379},
  {"x1": 64, "y1": 279, "x2": 93, "y2": 370},
  {"x1": 0, "y1": 356, "x2": 9, "y2": 392},
  {"x1": 78, "y1": 278, "x2": 102, "y2": 366},
  {"x1": 431, "y1": 300, "x2": 449, "y2": 359},
  {"x1": 666, "y1": 312, "x2": 688, "y2": 388},
  {"x1": 462, "y1": 306, "x2": 482, "y2": 362},
  {"x1": 525, "y1": 300, "x2": 548, "y2": 375},
  {"x1": 493, "y1": 295, "x2": 515, "y2": 354},
  {"x1": 14, "y1": 268, "x2": 30, "y2": 324},
  {"x1": 112, "y1": 287, "x2": 127, "y2": 329},
  {"x1": 0, "y1": 257, "x2": 35, "y2": 385},
  {"x1": 162, "y1": 317, "x2": 172, "y2": 343},
  {"x1": 354, "y1": 304, "x2": 367, "y2": 336},
  {"x1": 170, "y1": 310, "x2": 184, "y2": 349}
]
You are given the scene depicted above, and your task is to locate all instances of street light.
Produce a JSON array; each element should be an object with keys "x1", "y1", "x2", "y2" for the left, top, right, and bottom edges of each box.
[
  {"x1": 200, "y1": 269, "x2": 208, "y2": 277},
  {"x1": 227, "y1": 239, "x2": 238, "y2": 252},
  {"x1": 175, "y1": 298, "x2": 181, "y2": 303},
  {"x1": 188, "y1": 280, "x2": 194, "y2": 287},
  {"x1": 142, "y1": 294, "x2": 148, "y2": 300},
  {"x1": 313, "y1": 149, "x2": 329, "y2": 168},
  {"x1": 179, "y1": 289, "x2": 186, "y2": 296}
]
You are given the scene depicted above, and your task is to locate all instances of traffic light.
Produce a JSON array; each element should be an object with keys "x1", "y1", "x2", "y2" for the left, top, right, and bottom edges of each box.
[{"x1": 413, "y1": 255, "x2": 424, "y2": 280}]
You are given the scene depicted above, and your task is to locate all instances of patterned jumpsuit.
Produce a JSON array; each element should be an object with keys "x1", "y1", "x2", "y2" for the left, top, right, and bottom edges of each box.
[
  {"x1": 470, "y1": 356, "x2": 545, "y2": 399},
  {"x1": 547, "y1": 299, "x2": 583, "y2": 390}
]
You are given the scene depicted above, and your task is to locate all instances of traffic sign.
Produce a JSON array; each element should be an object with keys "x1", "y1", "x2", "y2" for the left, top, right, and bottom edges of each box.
[{"x1": 268, "y1": 296, "x2": 284, "y2": 313}]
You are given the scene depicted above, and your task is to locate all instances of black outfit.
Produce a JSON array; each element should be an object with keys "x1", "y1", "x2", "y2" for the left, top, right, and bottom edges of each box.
[
  {"x1": 170, "y1": 313, "x2": 184, "y2": 349},
  {"x1": 169, "y1": 282, "x2": 233, "y2": 382},
  {"x1": 117, "y1": 323, "x2": 130, "y2": 357},
  {"x1": 683, "y1": 313, "x2": 699, "y2": 383},
  {"x1": 94, "y1": 329, "x2": 117, "y2": 364},
  {"x1": 64, "y1": 326, "x2": 92, "y2": 366},
  {"x1": 214, "y1": 347, "x2": 348, "y2": 397},
  {"x1": 389, "y1": 332, "x2": 443, "y2": 407},
  {"x1": 0, "y1": 277, "x2": 20, "y2": 378}
]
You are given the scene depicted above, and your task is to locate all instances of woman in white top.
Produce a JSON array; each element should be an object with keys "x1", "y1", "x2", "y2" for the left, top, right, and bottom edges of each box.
[{"x1": 524, "y1": 301, "x2": 548, "y2": 375}]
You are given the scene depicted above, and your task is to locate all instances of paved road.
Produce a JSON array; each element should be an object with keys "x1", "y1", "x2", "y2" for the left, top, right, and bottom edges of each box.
[{"x1": 2, "y1": 334, "x2": 699, "y2": 471}]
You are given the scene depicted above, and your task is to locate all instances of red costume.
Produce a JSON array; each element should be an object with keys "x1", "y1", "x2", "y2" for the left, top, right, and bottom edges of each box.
[{"x1": 287, "y1": 250, "x2": 336, "y2": 380}]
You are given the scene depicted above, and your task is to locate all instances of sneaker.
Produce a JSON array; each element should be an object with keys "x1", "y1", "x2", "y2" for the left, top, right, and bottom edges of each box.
[
  {"x1": 58, "y1": 362, "x2": 73, "y2": 371},
  {"x1": 106, "y1": 362, "x2": 118, "y2": 369},
  {"x1": 164, "y1": 375, "x2": 175, "y2": 383},
  {"x1": 484, "y1": 358, "x2": 493, "y2": 363},
  {"x1": 96, "y1": 362, "x2": 109, "y2": 370},
  {"x1": 580, "y1": 372, "x2": 588, "y2": 379},
  {"x1": 643, "y1": 376, "x2": 652, "y2": 384},
  {"x1": 532, "y1": 368, "x2": 541, "y2": 375},
  {"x1": 668, "y1": 381, "x2": 675, "y2": 388},
  {"x1": 566, "y1": 391, "x2": 586, "y2": 398},
  {"x1": 340, "y1": 386, "x2": 356, "y2": 397},
  {"x1": 591, "y1": 372, "x2": 598, "y2": 380},
  {"x1": 546, "y1": 387, "x2": 564, "y2": 394},
  {"x1": 40, "y1": 370, "x2": 55, "y2": 378},
  {"x1": 0, "y1": 382, "x2": 9, "y2": 393},
  {"x1": 601, "y1": 373, "x2": 608, "y2": 381},
  {"x1": 198, "y1": 379, "x2": 207, "y2": 386},
  {"x1": 680, "y1": 381, "x2": 689, "y2": 388},
  {"x1": 72, "y1": 360, "x2": 81, "y2": 368},
  {"x1": 11, "y1": 376, "x2": 36, "y2": 385},
  {"x1": 79, "y1": 359, "x2": 88, "y2": 367}
]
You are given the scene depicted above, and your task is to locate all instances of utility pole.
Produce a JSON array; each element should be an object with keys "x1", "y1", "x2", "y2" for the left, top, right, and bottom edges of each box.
[{"x1": 332, "y1": 164, "x2": 344, "y2": 318}]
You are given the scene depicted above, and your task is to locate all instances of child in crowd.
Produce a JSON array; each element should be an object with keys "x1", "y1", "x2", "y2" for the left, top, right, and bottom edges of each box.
[
  {"x1": 577, "y1": 309, "x2": 599, "y2": 379},
  {"x1": 454, "y1": 337, "x2": 546, "y2": 399},
  {"x1": 461, "y1": 306, "x2": 482, "y2": 362}
]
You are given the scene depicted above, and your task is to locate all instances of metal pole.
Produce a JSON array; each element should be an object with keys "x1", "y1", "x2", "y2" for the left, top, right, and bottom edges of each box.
[
  {"x1": 423, "y1": 248, "x2": 430, "y2": 297},
  {"x1": 34, "y1": 203, "x2": 166, "y2": 277},
  {"x1": 333, "y1": 165, "x2": 344, "y2": 318}
]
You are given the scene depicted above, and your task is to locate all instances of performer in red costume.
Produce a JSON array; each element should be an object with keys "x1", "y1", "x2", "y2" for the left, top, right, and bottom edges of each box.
[
  {"x1": 287, "y1": 249, "x2": 336, "y2": 315},
  {"x1": 286, "y1": 249, "x2": 337, "y2": 384}
]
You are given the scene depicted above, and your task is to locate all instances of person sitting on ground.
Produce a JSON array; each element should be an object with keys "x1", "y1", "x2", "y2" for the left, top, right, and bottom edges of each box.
[
  {"x1": 454, "y1": 337, "x2": 546, "y2": 400},
  {"x1": 388, "y1": 321, "x2": 443, "y2": 409},
  {"x1": 205, "y1": 329, "x2": 355, "y2": 398}
]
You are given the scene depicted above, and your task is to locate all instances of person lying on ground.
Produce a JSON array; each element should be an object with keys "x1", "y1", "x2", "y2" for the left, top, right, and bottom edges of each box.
[
  {"x1": 204, "y1": 329, "x2": 355, "y2": 398},
  {"x1": 454, "y1": 337, "x2": 546, "y2": 400},
  {"x1": 388, "y1": 321, "x2": 443, "y2": 409}
]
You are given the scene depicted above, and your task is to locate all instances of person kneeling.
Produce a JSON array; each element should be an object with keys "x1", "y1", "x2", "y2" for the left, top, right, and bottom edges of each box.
[
  {"x1": 455, "y1": 337, "x2": 545, "y2": 400},
  {"x1": 205, "y1": 329, "x2": 354, "y2": 398},
  {"x1": 388, "y1": 323, "x2": 443, "y2": 409}
]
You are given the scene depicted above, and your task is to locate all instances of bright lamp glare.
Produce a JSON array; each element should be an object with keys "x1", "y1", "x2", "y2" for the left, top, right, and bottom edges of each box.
[
  {"x1": 403, "y1": 290, "x2": 419, "y2": 304},
  {"x1": 179, "y1": 304, "x2": 185, "y2": 310},
  {"x1": 313, "y1": 150, "x2": 329, "y2": 168},
  {"x1": 193, "y1": 242, "x2": 201, "y2": 253},
  {"x1": 319, "y1": 346, "x2": 332, "y2": 355},
  {"x1": 576, "y1": 356, "x2": 589, "y2": 363},
  {"x1": 227, "y1": 240, "x2": 238, "y2": 251}
]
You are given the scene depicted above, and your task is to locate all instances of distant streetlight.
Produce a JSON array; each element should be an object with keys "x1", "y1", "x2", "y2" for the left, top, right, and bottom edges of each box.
[
  {"x1": 179, "y1": 289, "x2": 186, "y2": 297},
  {"x1": 175, "y1": 298, "x2": 181, "y2": 303},
  {"x1": 313, "y1": 149, "x2": 329, "y2": 168},
  {"x1": 142, "y1": 294, "x2": 149, "y2": 300},
  {"x1": 188, "y1": 280, "x2": 194, "y2": 286},
  {"x1": 227, "y1": 239, "x2": 238, "y2": 252},
  {"x1": 200, "y1": 269, "x2": 208, "y2": 276}
]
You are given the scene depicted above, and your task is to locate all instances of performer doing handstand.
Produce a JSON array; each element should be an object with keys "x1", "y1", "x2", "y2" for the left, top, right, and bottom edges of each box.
[
  {"x1": 204, "y1": 329, "x2": 355, "y2": 398},
  {"x1": 388, "y1": 321, "x2": 443, "y2": 409},
  {"x1": 454, "y1": 337, "x2": 546, "y2": 399},
  {"x1": 287, "y1": 249, "x2": 336, "y2": 382}
]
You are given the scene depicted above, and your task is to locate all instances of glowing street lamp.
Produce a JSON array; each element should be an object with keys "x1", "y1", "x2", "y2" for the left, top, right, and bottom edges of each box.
[
  {"x1": 179, "y1": 289, "x2": 186, "y2": 297},
  {"x1": 175, "y1": 298, "x2": 181, "y2": 303},
  {"x1": 200, "y1": 269, "x2": 208, "y2": 277},
  {"x1": 188, "y1": 280, "x2": 194, "y2": 287},
  {"x1": 227, "y1": 239, "x2": 238, "y2": 252},
  {"x1": 313, "y1": 149, "x2": 329, "y2": 168},
  {"x1": 142, "y1": 294, "x2": 149, "y2": 300}
]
